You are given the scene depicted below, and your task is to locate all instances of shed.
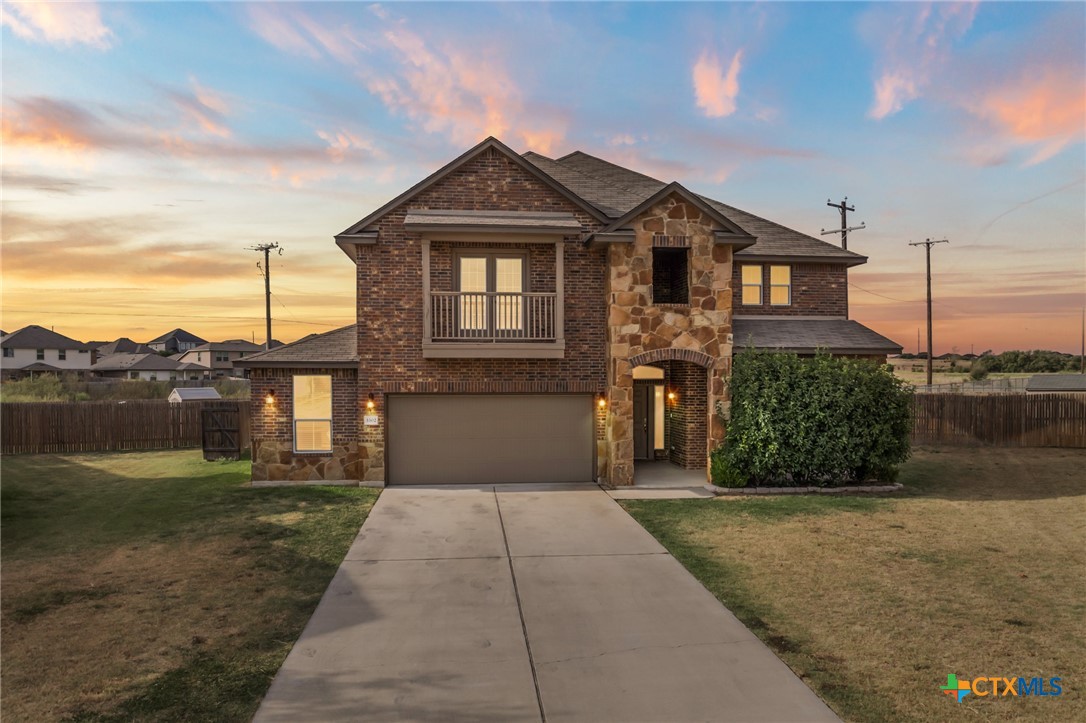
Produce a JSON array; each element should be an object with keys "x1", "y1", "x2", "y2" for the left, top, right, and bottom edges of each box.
[{"x1": 168, "y1": 387, "x2": 222, "y2": 403}]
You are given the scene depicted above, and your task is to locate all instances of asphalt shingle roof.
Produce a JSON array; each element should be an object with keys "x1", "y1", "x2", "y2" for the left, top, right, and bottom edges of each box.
[
  {"x1": 732, "y1": 318, "x2": 903, "y2": 354},
  {"x1": 148, "y1": 328, "x2": 207, "y2": 345},
  {"x1": 235, "y1": 325, "x2": 357, "y2": 367},
  {"x1": 94, "y1": 353, "x2": 186, "y2": 371},
  {"x1": 0, "y1": 325, "x2": 90, "y2": 350},
  {"x1": 523, "y1": 150, "x2": 865, "y2": 264},
  {"x1": 97, "y1": 337, "x2": 155, "y2": 355}
]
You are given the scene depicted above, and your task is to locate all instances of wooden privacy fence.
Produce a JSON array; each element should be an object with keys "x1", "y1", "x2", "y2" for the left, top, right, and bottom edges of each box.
[
  {"x1": 1, "y1": 400, "x2": 250, "y2": 455},
  {"x1": 912, "y1": 393, "x2": 1086, "y2": 448}
]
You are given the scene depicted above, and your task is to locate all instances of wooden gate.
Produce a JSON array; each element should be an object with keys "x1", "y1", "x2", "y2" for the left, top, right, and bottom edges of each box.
[{"x1": 201, "y1": 403, "x2": 251, "y2": 460}]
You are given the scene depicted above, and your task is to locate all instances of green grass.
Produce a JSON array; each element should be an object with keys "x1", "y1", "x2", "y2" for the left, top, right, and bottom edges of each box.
[
  {"x1": 1, "y1": 450, "x2": 379, "y2": 722},
  {"x1": 621, "y1": 447, "x2": 1086, "y2": 723}
]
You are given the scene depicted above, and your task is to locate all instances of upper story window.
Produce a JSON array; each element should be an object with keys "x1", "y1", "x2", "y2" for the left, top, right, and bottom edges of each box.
[
  {"x1": 36, "y1": 349, "x2": 45, "y2": 360},
  {"x1": 3, "y1": 348, "x2": 13, "y2": 358},
  {"x1": 293, "y1": 375, "x2": 332, "y2": 453},
  {"x1": 215, "y1": 352, "x2": 229, "y2": 362},
  {"x1": 456, "y1": 253, "x2": 526, "y2": 333},
  {"x1": 59, "y1": 350, "x2": 67, "y2": 361},
  {"x1": 770, "y1": 265, "x2": 792, "y2": 306},
  {"x1": 651, "y1": 248, "x2": 689, "y2": 304},
  {"x1": 741, "y1": 265, "x2": 762, "y2": 305}
]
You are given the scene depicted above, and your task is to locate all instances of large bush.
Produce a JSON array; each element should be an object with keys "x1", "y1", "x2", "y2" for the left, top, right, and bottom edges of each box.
[{"x1": 721, "y1": 350, "x2": 912, "y2": 486}]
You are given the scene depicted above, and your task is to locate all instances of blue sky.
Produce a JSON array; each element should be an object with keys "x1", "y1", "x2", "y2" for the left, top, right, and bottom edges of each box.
[{"x1": 3, "y1": 1, "x2": 1083, "y2": 352}]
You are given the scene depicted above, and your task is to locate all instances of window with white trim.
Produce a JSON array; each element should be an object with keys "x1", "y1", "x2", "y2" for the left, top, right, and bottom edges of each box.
[
  {"x1": 770, "y1": 265, "x2": 791, "y2": 306},
  {"x1": 293, "y1": 375, "x2": 332, "y2": 453},
  {"x1": 59, "y1": 350, "x2": 67, "y2": 361},
  {"x1": 3, "y1": 348, "x2": 12, "y2": 358},
  {"x1": 741, "y1": 265, "x2": 762, "y2": 305},
  {"x1": 215, "y1": 351, "x2": 229, "y2": 362},
  {"x1": 36, "y1": 349, "x2": 45, "y2": 360}
]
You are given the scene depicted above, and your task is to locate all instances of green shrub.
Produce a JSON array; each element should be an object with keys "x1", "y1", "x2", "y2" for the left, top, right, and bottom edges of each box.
[
  {"x1": 723, "y1": 350, "x2": 913, "y2": 486},
  {"x1": 709, "y1": 444, "x2": 745, "y2": 487},
  {"x1": 969, "y1": 361, "x2": 989, "y2": 381}
]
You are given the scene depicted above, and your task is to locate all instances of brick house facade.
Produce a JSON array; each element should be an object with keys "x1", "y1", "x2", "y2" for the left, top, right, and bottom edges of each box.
[{"x1": 238, "y1": 137, "x2": 901, "y2": 487}]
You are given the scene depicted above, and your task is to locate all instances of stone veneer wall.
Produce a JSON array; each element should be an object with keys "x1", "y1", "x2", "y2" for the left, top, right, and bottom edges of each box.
[
  {"x1": 605, "y1": 194, "x2": 733, "y2": 486},
  {"x1": 732, "y1": 262, "x2": 848, "y2": 316},
  {"x1": 353, "y1": 147, "x2": 609, "y2": 485},
  {"x1": 250, "y1": 367, "x2": 362, "y2": 483}
]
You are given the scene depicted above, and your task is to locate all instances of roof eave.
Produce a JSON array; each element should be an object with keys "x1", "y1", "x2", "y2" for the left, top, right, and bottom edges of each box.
[
  {"x1": 234, "y1": 359, "x2": 359, "y2": 369},
  {"x1": 734, "y1": 252, "x2": 868, "y2": 268},
  {"x1": 334, "y1": 232, "x2": 378, "y2": 261}
]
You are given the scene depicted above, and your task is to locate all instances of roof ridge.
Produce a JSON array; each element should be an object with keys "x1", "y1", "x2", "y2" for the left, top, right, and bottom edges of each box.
[
  {"x1": 242, "y1": 324, "x2": 354, "y2": 361},
  {"x1": 555, "y1": 150, "x2": 665, "y2": 187}
]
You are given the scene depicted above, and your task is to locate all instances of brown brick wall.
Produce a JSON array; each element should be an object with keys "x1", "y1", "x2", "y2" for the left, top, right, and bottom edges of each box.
[
  {"x1": 665, "y1": 360, "x2": 708, "y2": 470},
  {"x1": 353, "y1": 147, "x2": 609, "y2": 482},
  {"x1": 250, "y1": 367, "x2": 360, "y2": 481},
  {"x1": 733, "y1": 262, "x2": 848, "y2": 316}
]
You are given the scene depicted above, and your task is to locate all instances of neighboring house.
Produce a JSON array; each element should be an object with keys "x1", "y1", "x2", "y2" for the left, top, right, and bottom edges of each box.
[
  {"x1": 93, "y1": 353, "x2": 207, "y2": 381},
  {"x1": 97, "y1": 337, "x2": 155, "y2": 356},
  {"x1": 146, "y1": 328, "x2": 207, "y2": 354},
  {"x1": 1025, "y1": 374, "x2": 1086, "y2": 394},
  {"x1": 0, "y1": 325, "x2": 96, "y2": 378},
  {"x1": 175, "y1": 340, "x2": 264, "y2": 378},
  {"x1": 169, "y1": 387, "x2": 222, "y2": 403},
  {"x1": 238, "y1": 137, "x2": 901, "y2": 487}
]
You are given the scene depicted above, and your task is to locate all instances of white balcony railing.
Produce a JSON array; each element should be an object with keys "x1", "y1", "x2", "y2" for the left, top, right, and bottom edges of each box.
[{"x1": 429, "y1": 291, "x2": 558, "y2": 342}]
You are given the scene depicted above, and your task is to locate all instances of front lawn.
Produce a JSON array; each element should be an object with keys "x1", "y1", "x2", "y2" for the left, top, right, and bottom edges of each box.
[
  {"x1": 1, "y1": 450, "x2": 379, "y2": 722},
  {"x1": 621, "y1": 446, "x2": 1085, "y2": 723}
]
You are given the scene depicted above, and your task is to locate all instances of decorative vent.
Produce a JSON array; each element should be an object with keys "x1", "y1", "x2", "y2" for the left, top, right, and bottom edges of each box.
[{"x1": 652, "y1": 234, "x2": 691, "y2": 248}]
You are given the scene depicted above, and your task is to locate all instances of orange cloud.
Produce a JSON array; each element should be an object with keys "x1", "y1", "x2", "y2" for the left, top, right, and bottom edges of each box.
[
  {"x1": 1, "y1": 0, "x2": 113, "y2": 48},
  {"x1": 965, "y1": 67, "x2": 1085, "y2": 166},
  {"x1": 692, "y1": 49, "x2": 743, "y2": 118}
]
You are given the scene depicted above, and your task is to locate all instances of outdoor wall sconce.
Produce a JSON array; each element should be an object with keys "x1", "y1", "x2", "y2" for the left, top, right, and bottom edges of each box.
[
  {"x1": 366, "y1": 393, "x2": 376, "y2": 411},
  {"x1": 597, "y1": 393, "x2": 607, "y2": 409},
  {"x1": 264, "y1": 389, "x2": 276, "y2": 405},
  {"x1": 667, "y1": 389, "x2": 677, "y2": 403}
]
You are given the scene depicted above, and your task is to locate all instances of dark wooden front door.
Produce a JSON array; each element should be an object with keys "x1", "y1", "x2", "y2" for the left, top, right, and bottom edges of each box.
[{"x1": 633, "y1": 382, "x2": 654, "y2": 460}]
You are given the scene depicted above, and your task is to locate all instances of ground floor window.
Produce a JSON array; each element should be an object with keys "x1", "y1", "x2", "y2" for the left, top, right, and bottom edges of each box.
[{"x1": 293, "y1": 375, "x2": 332, "y2": 453}]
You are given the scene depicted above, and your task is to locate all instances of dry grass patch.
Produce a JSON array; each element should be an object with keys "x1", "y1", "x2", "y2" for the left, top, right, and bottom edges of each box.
[
  {"x1": 622, "y1": 447, "x2": 1086, "y2": 722},
  {"x1": 1, "y1": 451, "x2": 378, "y2": 722}
]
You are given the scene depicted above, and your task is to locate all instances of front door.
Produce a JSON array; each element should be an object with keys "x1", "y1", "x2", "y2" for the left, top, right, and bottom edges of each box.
[{"x1": 633, "y1": 382, "x2": 654, "y2": 460}]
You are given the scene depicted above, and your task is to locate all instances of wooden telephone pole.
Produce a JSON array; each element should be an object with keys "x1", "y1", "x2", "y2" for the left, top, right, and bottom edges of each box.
[
  {"x1": 909, "y1": 238, "x2": 949, "y2": 385},
  {"x1": 821, "y1": 197, "x2": 866, "y2": 250},
  {"x1": 247, "y1": 243, "x2": 282, "y2": 350}
]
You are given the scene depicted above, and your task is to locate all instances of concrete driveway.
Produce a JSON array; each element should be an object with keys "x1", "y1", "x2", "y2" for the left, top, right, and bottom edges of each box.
[{"x1": 255, "y1": 484, "x2": 839, "y2": 722}]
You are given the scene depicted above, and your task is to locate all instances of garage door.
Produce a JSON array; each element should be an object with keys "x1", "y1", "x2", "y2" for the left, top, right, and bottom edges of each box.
[{"x1": 388, "y1": 394, "x2": 594, "y2": 485}]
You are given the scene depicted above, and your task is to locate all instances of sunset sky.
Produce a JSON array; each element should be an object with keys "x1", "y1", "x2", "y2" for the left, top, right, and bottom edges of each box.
[{"x1": 2, "y1": 1, "x2": 1083, "y2": 353}]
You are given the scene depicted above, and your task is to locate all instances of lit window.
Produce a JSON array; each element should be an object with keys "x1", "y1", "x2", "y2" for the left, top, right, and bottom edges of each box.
[
  {"x1": 457, "y1": 254, "x2": 525, "y2": 334},
  {"x1": 293, "y1": 375, "x2": 332, "y2": 453},
  {"x1": 770, "y1": 266, "x2": 791, "y2": 306},
  {"x1": 741, "y1": 265, "x2": 762, "y2": 305}
]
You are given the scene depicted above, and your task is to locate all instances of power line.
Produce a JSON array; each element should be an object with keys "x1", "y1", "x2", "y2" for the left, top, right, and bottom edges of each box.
[
  {"x1": 847, "y1": 282, "x2": 919, "y2": 304},
  {"x1": 247, "y1": 242, "x2": 282, "y2": 350}
]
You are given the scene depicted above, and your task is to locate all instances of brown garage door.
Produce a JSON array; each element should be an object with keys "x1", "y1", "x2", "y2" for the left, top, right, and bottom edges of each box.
[{"x1": 388, "y1": 394, "x2": 594, "y2": 485}]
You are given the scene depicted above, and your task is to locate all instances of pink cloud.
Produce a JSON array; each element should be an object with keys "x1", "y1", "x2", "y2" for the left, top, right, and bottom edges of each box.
[
  {"x1": 692, "y1": 49, "x2": 743, "y2": 118},
  {"x1": 1, "y1": 0, "x2": 113, "y2": 48},
  {"x1": 864, "y1": 1, "x2": 978, "y2": 119},
  {"x1": 244, "y1": 4, "x2": 365, "y2": 63}
]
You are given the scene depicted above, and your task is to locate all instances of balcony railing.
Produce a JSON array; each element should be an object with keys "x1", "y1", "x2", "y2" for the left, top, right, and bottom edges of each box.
[{"x1": 429, "y1": 291, "x2": 558, "y2": 342}]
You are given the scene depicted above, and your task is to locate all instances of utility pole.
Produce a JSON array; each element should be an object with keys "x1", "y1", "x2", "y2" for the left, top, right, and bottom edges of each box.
[
  {"x1": 1080, "y1": 307, "x2": 1084, "y2": 374},
  {"x1": 821, "y1": 197, "x2": 866, "y2": 250},
  {"x1": 247, "y1": 243, "x2": 282, "y2": 350},
  {"x1": 909, "y1": 238, "x2": 949, "y2": 385}
]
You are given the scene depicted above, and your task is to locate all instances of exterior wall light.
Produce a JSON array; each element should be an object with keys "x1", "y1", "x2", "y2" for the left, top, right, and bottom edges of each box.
[
  {"x1": 667, "y1": 390, "x2": 677, "y2": 402},
  {"x1": 366, "y1": 393, "x2": 376, "y2": 411},
  {"x1": 264, "y1": 389, "x2": 276, "y2": 405},
  {"x1": 597, "y1": 393, "x2": 607, "y2": 409}
]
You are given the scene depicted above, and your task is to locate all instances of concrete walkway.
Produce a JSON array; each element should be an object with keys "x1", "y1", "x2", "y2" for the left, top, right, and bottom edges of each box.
[{"x1": 255, "y1": 484, "x2": 839, "y2": 723}]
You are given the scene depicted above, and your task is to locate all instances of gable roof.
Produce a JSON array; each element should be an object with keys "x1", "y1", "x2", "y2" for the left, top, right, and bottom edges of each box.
[
  {"x1": 523, "y1": 148, "x2": 866, "y2": 265},
  {"x1": 234, "y1": 325, "x2": 358, "y2": 368},
  {"x1": 335, "y1": 137, "x2": 609, "y2": 251},
  {"x1": 169, "y1": 387, "x2": 221, "y2": 401},
  {"x1": 94, "y1": 353, "x2": 186, "y2": 371},
  {"x1": 1, "y1": 325, "x2": 90, "y2": 350},
  {"x1": 593, "y1": 182, "x2": 757, "y2": 248},
  {"x1": 182, "y1": 340, "x2": 265, "y2": 354},
  {"x1": 98, "y1": 337, "x2": 154, "y2": 356},
  {"x1": 147, "y1": 328, "x2": 207, "y2": 345}
]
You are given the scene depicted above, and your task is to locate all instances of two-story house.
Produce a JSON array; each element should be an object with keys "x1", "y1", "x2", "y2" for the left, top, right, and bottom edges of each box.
[
  {"x1": 175, "y1": 340, "x2": 264, "y2": 378},
  {"x1": 146, "y1": 328, "x2": 207, "y2": 355},
  {"x1": 238, "y1": 138, "x2": 901, "y2": 487},
  {"x1": 0, "y1": 325, "x2": 96, "y2": 378}
]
